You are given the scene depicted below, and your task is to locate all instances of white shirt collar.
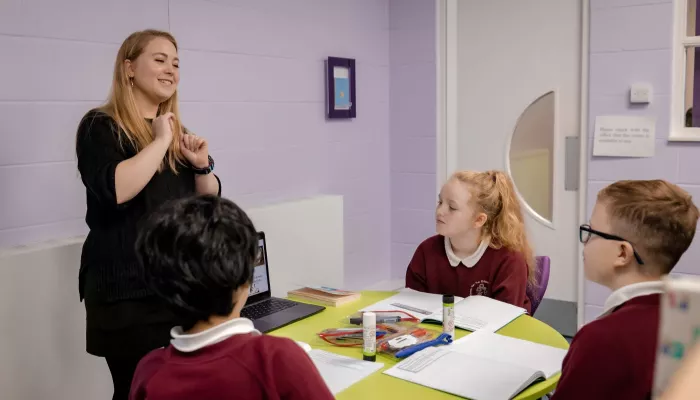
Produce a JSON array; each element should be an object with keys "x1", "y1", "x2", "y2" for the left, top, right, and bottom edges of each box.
[
  {"x1": 599, "y1": 281, "x2": 664, "y2": 318},
  {"x1": 170, "y1": 317, "x2": 260, "y2": 352},
  {"x1": 444, "y1": 236, "x2": 490, "y2": 268}
]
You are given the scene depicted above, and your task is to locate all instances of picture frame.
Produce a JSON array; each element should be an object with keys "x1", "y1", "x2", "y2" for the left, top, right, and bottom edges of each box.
[{"x1": 326, "y1": 56, "x2": 356, "y2": 119}]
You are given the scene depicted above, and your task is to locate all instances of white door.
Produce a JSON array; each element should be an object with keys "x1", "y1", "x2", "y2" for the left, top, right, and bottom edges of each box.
[{"x1": 440, "y1": 1, "x2": 583, "y2": 304}]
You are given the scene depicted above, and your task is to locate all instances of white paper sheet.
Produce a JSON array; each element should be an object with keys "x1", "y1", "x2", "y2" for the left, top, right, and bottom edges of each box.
[
  {"x1": 451, "y1": 330, "x2": 567, "y2": 379},
  {"x1": 424, "y1": 295, "x2": 526, "y2": 332},
  {"x1": 593, "y1": 115, "x2": 656, "y2": 157},
  {"x1": 308, "y1": 350, "x2": 384, "y2": 394},
  {"x1": 384, "y1": 332, "x2": 566, "y2": 399},
  {"x1": 359, "y1": 288, "x2": 464, "y2": 316},
  {"x1": 384, "y1": 348, "x2": 541, "y2": 400},
  {"x1": 361, "y1": 289, "x2": 524, "y2": 332}
]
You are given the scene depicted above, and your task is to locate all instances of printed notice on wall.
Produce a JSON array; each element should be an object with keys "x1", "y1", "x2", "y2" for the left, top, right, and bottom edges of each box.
[{"x1": 593, "y1": 116, "x2": 656, "y2": 157}]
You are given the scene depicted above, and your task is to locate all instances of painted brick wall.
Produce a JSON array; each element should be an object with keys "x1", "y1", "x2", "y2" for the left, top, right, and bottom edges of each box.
[
  {"x1": 586, "y1": 0, "x2": 700, "y2": 322},
  {"x1": 389, "y1": 0, "x2": 437, "y2": 280},
  {"x1": 0, "y1": 0, "x2": 395, "y2": 289}
]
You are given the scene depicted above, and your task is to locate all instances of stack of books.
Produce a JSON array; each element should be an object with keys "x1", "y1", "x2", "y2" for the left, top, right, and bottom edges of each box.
[{"x1": 288, "y1": 286, "x2": 361, "y2": 307}]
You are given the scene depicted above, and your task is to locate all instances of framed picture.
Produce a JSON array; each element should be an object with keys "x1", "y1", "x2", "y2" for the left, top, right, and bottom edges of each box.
[{"x1": 326, "y1": 56, "x2": 356, "y2": 119}]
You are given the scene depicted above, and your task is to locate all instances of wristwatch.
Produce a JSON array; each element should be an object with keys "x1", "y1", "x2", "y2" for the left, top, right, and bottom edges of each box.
[{"x1": 191, "y1": 155, "x2": 215, "y2": 175}]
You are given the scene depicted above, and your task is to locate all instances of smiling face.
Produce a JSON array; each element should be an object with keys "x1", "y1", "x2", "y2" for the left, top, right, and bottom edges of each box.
[
  {"x1": 436, "y1": 178, "x2": 487, "y2": 238},
  {"x1": 125, "y1": 37, "x2": 179, "y2": 105}
]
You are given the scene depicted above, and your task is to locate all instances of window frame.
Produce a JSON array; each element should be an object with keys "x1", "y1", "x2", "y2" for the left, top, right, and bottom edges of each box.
[{"x1": 671, "y1": 0, "x2": 700, "y2": 141}]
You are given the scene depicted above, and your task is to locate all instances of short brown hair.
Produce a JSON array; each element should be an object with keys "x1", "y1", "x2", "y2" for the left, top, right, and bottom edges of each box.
[{"x1": 598, "y1": 180, "x2": 699, "y2": 274}]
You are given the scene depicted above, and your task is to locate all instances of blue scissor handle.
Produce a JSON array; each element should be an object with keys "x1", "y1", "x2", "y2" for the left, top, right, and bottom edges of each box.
[{"x1": 394, "y1": 332, "x2": 453, "y2": 358}]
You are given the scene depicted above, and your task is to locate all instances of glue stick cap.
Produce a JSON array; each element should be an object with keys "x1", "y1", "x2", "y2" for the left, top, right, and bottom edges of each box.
[
  {"x1": 443, "y1": 294, "x2": 454, "y2": 304},
  {"x1": 363, "y1": 311, "x2": 376, "y2": 324}
]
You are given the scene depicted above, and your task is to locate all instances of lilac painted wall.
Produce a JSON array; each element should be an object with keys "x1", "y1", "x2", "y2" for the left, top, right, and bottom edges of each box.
[
  {"x1": 586, "y1": 0, "x2": 700, "y2": 322},
  {"x1": 389, "y1": 0, "x2": 437, "y2": 280},
  {"x1": 694, "y1": 4, "x2": 700, "y2": 127},
  {"x1": 0, "y1": 0, "x2": 407, "y2": 289}
]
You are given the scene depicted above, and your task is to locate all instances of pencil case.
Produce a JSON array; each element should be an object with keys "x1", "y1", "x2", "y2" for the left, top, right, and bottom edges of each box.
[
  {"x1": 376, "y1": 326, "x2": 446, "y2": 358},
  {"x1": 317, "y1": 323, "x2": 404, "y2": 347}
]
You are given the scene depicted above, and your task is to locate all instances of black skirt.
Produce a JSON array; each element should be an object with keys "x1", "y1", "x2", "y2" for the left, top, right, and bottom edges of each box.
[{"x1": 84, "y1": 296, "x2": 181, "y2": 359}]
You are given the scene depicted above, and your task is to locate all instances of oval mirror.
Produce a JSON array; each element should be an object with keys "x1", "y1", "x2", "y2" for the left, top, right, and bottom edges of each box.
[{"x1": 508, "y1": 91, "x2": 555, "y2": 223}]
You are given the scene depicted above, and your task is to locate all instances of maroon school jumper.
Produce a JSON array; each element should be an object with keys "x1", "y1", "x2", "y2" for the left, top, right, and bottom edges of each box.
[
  {"x1": 129, "y1": 333, "x2": 334, "y2": 400},
  {"x1": 551, "y1": 294, "x2": 661, "y2": 400},
  {"x1": 405, "y1": 235, "x2": 531, "y2": 314}
]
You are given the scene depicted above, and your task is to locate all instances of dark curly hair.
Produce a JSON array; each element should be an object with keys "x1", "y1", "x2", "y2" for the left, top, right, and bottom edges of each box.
[{"x1": 135, "y1": 194, "x2": 258, "y2": 327}]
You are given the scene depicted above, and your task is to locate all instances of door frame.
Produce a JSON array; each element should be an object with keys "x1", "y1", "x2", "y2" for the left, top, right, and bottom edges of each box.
[{"x1": 435, "y1": 0, "x2": 590, "y2": 329}]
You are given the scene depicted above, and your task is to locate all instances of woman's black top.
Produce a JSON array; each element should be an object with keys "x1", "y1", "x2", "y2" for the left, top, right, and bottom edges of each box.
[{"x1": 76, "y1": 109, "x2": 221, "y2": 303}]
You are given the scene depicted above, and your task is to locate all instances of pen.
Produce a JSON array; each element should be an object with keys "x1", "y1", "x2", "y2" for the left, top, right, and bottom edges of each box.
[
  {"x1": 349, "y1": 316, "x2": 402, "y2": 325},
  {"x1": 334, "y1": 330, "x2": 387, "y2": 340}
]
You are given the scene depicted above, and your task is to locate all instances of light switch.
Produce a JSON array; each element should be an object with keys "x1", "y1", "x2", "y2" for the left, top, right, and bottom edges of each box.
[{"x1": 630, "y1": 83, "x2": 652, "y2": 104}]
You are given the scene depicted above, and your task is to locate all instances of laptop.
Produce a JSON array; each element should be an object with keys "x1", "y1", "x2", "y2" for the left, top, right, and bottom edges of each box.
[{"x1": 241, "y1": 232, "x2": 325, "y2": 332}]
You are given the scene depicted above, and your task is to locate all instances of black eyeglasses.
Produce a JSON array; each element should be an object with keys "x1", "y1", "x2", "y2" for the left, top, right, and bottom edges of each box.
[{"x1": 579, "y1": 224, "x2": 644, "y2": 265}]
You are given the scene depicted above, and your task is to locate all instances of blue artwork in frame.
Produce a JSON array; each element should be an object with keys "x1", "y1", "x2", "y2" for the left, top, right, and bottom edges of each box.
[{"x1": 326, "y1": 57, "x2": 356, "y2": 119}]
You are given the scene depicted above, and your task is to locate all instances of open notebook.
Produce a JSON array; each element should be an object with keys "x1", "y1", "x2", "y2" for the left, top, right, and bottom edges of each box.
[
  {"x1": 384, "y1": 330, "x2": 567, "y2": 400},
  {"x1": 360, "y1": 288, "x2": 526, "y2": 332}
]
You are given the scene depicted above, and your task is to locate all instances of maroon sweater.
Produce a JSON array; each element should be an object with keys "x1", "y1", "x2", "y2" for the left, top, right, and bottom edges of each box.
[
  {"x1": 405, "y1": 235, "x2": 531, "y2": 314},
  {"x1": 129, "y1": 333, "x2": 334, "y2": 400},
  {"x1": 551, "y1": 294, "x2": 660, "y2": 400}
]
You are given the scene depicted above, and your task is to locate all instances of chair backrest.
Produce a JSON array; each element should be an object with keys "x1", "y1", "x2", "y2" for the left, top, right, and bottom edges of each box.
[{"x1": 527, "y1": 255, "x2": 551, "y2": 315}]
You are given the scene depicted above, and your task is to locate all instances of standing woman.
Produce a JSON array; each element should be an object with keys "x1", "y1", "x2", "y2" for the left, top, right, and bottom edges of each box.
[{"x1": 75, "y1": 30, "x2": 220, "y2": 400}]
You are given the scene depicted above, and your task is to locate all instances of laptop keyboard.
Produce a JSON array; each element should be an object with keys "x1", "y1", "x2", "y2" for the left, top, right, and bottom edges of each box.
[{"x1": 242, "y1": 298, "x2": 296, "y2": 320}]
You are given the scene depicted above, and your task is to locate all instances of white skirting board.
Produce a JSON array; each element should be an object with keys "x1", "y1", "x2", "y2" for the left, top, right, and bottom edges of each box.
[{"x1": 0, "y1": 195, "x2": 345, "y2": 400}]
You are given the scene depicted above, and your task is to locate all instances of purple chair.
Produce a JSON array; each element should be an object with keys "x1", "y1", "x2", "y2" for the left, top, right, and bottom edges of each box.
[{"x1": 527, "y1": 255, "x2": 551, "y2": 315}]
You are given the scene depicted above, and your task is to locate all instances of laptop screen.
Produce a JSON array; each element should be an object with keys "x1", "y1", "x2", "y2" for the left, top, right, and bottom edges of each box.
[{"x1": 249, "y1": 235, "x2": 271, "y2": 297}]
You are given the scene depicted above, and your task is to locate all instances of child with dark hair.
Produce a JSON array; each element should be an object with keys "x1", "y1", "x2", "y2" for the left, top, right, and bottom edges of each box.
[{"x1": 129, "y1": 195, "x2": 334, "y2": 400}]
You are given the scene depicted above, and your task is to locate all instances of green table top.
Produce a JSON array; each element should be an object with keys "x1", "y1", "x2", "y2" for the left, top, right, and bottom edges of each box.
[{"x1": 270, "y1": 291, "x2": 569, "y2": 399}]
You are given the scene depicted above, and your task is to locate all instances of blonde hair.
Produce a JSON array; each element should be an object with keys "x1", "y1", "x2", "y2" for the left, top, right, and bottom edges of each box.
[
  {"x1": 451, "y1": 170, "x2": 536, "y2": 286},
  {"x1": 99, "y1": 29, "x2": 186, "y2": 173},
  {"x1": 598, "y1": 180, "x2": 699, "y2": 274}
]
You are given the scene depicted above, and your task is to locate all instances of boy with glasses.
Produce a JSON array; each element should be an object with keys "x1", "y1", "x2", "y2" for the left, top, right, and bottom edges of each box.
[{"x1": 551, "y1": 180, "x2": 699, "y2": 399}]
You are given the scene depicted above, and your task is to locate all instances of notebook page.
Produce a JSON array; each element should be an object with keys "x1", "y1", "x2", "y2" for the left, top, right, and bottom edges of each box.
[
  {"x1": 384, "y1": 348, "x2": 541, "y2": 400},
  {"x1": 308, "y1": 350, "x2": 384, "y2": 394},
  {"x1": 360, "y1": 288, "x2": 464, "y2": 316},
  {"x1": 432, "y1": 295, "x2": 527, "y2": 332},
  {"x1": 452, "y1": 330, "x2": 567, "y2": 378}
]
